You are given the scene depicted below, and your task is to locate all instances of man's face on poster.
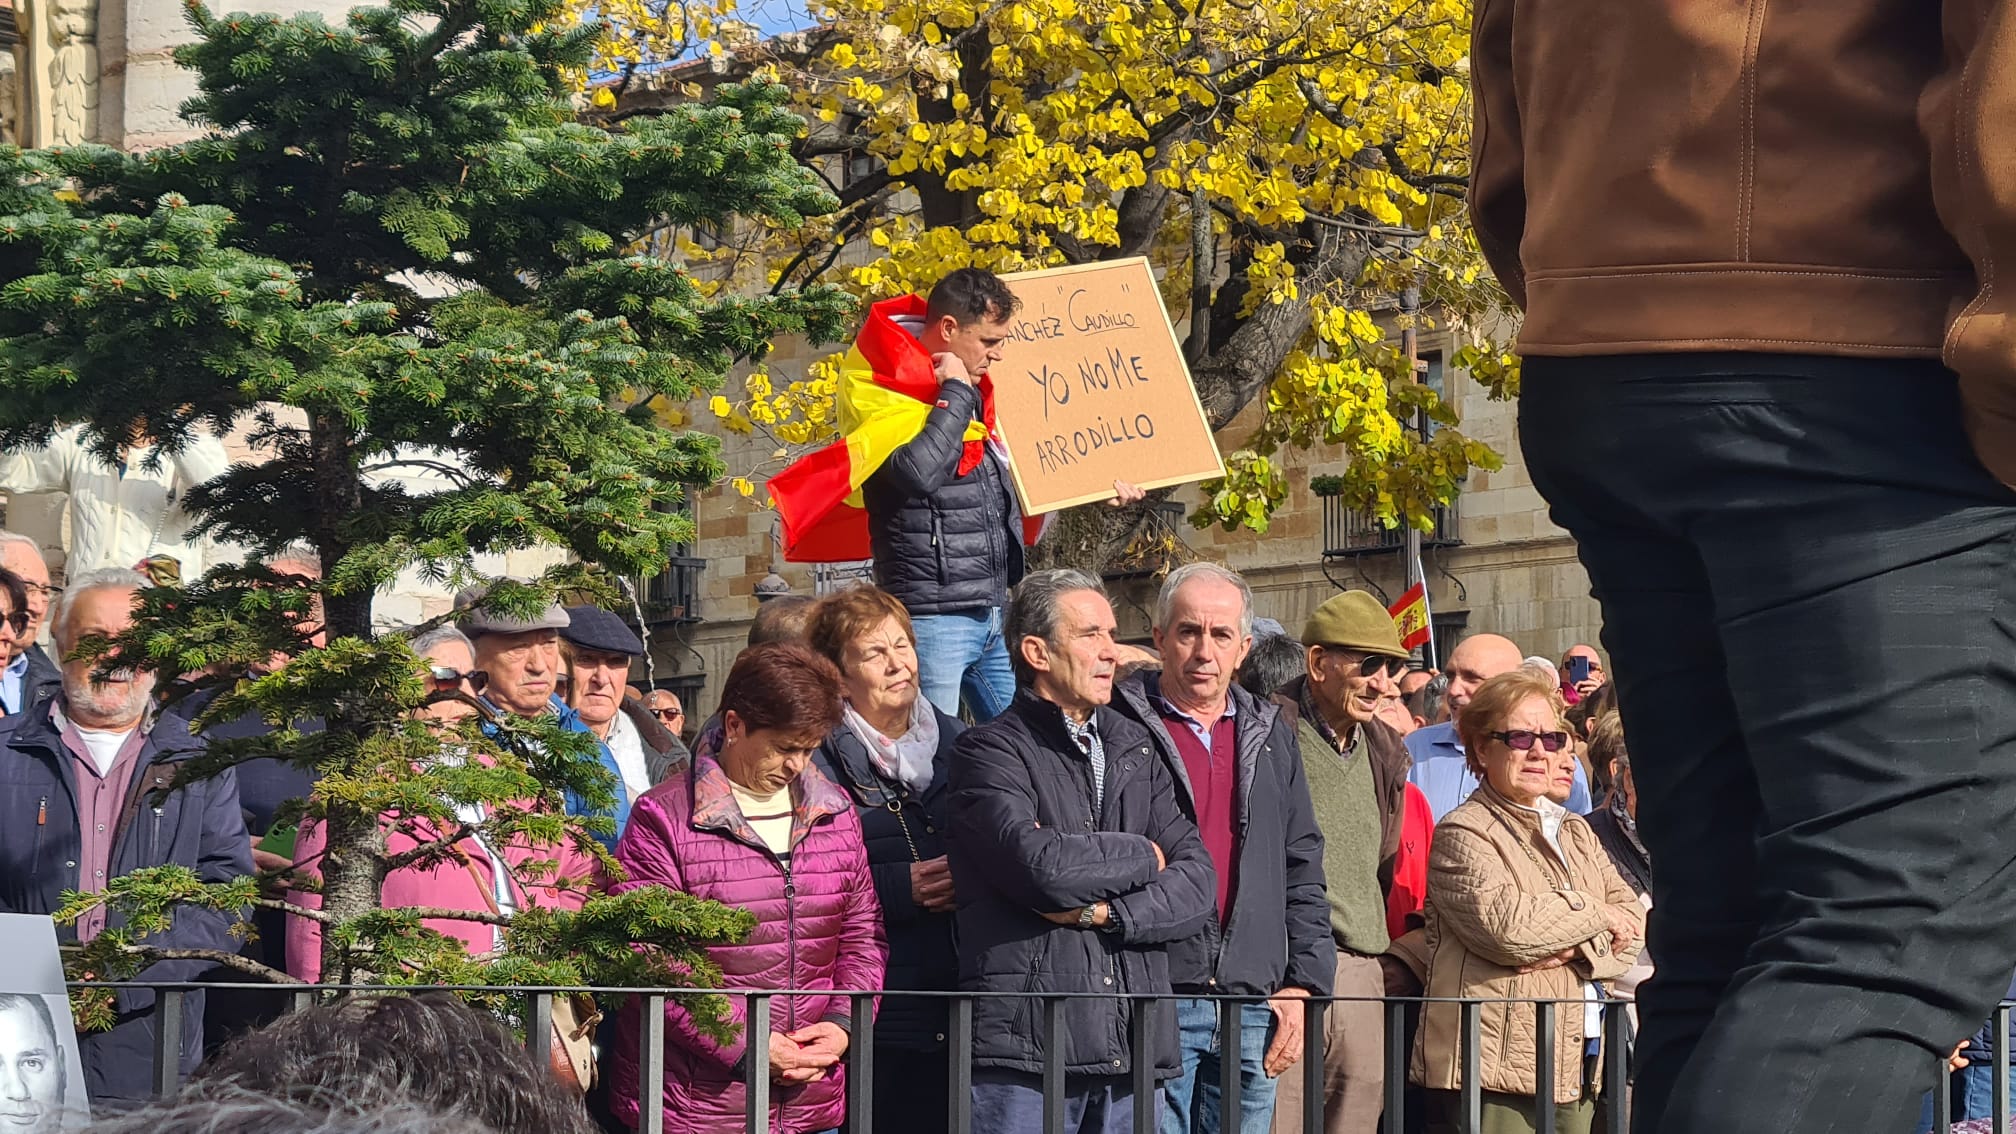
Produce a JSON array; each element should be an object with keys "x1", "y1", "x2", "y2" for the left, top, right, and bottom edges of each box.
[{"x1": 0, "y1": 999, "x2": 62, "y2": 1132}]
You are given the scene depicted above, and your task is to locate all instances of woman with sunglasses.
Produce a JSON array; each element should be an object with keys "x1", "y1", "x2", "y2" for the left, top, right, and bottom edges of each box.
[{"x1": 1411, "y1": 667, "x2": 1643, "y2": 1134}]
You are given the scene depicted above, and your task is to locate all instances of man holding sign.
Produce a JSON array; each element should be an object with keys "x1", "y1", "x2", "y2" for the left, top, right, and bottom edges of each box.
[{"x1": 772, "y1": 268, "x2": 1141, "y2": 721}]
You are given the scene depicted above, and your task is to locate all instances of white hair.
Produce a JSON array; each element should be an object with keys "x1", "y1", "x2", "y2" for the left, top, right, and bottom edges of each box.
[
  {"x1": 51, "y1": 567, "x2": 149, "y2": 651},
  {"x1": 1521, "y1": 655, "x2": 1560, "y2": 683},
  {"x1": 1153, "y1": 562, "x2": 1255, "y2": 639},
  {"x1": 0, "y1": 529, "x2": 38, "y2": 553},
  {"x1": 411, "y1": 625, "x2": 475, "y2": 661},
  {"x1": 264, "y1": 544, "x2": 322, "y2": 576}
]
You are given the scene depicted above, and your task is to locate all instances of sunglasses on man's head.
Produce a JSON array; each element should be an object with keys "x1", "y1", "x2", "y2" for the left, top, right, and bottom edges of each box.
[
  {"x1": 1490, "y1": 729, "x2": 1572, "y2": 753},
  {"x1": 428, "y1": 666, "x2": 488, "y2": 694}
]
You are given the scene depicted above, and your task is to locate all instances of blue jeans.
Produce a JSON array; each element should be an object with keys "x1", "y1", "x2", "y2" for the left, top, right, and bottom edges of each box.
[
  {"x1": 1162, "y1": 1000, "x2": 1278, "y2": 1134},
  {"x1": 1915, "y1": 1062, "x2": 1996, "y2": 1133},
  {"x1": 911, "y1": 607, "x2": 1015, "y2": 721},
  {"x1": 972, "y1": 1069, "x2": 1143, "y2": 1134}
]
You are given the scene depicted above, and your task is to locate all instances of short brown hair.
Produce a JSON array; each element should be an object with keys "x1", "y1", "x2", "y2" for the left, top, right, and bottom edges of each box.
[
  {"x1": 807, "y1": 586, "x2": 914, "y2": 668},
  {"x1": 719, "y1": 642, "x2": 844, "y2": 737},
  {"x1": 1457, "y1": 668, "x2": 1566, "y2": 774}
]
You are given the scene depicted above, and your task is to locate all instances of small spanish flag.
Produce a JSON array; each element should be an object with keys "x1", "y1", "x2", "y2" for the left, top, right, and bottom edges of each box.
[
  {"x1": 1389, "y1": 582, "x2": 1431, "y2": 653},
  {"x1": 768, "y1": 294, "x2": 1043, "y2": 563}
]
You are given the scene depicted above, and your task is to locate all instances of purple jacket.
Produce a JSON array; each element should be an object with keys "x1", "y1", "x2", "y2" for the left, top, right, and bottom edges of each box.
[{"x1": 609, "y1": 745, "x2": 886, "y2": 1134}]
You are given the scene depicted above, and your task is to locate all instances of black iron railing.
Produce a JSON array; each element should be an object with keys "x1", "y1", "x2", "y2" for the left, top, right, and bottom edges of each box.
[
  {"x1": 640, "y1": 556, "x2": 705, "y2": 624},
  {"x1": 89, "y1": 981, "x2": 2010, "y2": 1134},
  {"x1": 1320, "y1": 498, "x2": 1460, "y2": 559}
]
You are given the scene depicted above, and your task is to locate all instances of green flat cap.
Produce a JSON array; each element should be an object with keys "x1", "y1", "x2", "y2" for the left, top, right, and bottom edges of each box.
[{"x1": 1303, "y1": 590, "x2": 1407, "y2": 658}]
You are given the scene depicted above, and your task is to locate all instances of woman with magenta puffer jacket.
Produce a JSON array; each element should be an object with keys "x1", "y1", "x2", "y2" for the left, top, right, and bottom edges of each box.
[{"x1": 607, "y1": 643, "x2": 886, "y2": 1134}]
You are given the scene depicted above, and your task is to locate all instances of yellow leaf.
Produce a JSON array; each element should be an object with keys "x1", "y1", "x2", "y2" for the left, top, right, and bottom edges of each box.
[{"x1": 732, "y1": 476, "x2": 756, "y2": 497}]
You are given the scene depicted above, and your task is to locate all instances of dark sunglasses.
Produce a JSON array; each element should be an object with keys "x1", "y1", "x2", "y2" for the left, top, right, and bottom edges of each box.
[
  {"x1": 0, "y1": 611, "x2": 26, "y2": 635},
  {"x1": 1490, "y1": 729, "x2": 1572, "y2": 753},
  {"x1": 429, "y1": 666, "x2": 488, "y2": 694},
  {"x1": 653, "y1": 707, "x2": 684, "y2": 722},
  {"x1": 1320, "y1": 648, "x2": 1406, "y2": 679}
]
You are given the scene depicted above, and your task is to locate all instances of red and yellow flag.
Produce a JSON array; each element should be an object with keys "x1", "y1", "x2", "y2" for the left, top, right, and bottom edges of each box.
[
  {"x1": 768, "y1": 294, "x2": 1042, "y2": 563},
  {"x1": 1389, "y1": 582, "x2": 1431, "y2": 653}
]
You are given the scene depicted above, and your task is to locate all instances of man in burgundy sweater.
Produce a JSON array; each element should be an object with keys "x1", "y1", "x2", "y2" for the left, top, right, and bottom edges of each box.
[{"x1": 1114, "y1": 563, "x2": 1334, "y2": 1133}]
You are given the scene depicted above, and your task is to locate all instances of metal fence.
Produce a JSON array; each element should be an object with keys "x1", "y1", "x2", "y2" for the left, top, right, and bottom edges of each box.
[{"x1": 89, "y1": 982, "x2": 2012, "y2": 1134}]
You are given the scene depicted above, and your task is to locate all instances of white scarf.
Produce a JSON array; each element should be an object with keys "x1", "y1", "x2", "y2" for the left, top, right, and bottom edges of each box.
[{"x1": 843, "y1": 698, "x2": 940, "y2": 794}]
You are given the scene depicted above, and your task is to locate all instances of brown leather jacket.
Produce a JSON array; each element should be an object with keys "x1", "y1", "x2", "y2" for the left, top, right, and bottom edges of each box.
[
  {"x1": 1473, "y1": 0, "x2": 2016, "y2": 484},
  {"x1": 1409, "y1": 787, "x2": 1643, "y2": 1106}
]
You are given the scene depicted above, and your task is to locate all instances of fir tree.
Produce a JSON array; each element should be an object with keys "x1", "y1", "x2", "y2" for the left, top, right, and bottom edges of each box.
[{"x1": 0, "y1": 0, "x2": 852, "y2": 1024}]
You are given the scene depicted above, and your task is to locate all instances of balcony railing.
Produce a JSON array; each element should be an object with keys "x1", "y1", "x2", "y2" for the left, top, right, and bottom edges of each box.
[
  {"x1": 1321, "y1": 497, "x2": 1460, "y2": 559},
  {"x1": 639, "y1": 555, "x2": 705, "y2": 625}
]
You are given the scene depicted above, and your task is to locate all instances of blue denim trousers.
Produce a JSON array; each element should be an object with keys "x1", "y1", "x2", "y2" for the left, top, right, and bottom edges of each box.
[
  {"x1": 1162, "y1": 1000, "x2": 1279, "y2": 1134},
  {"x1": 972, "y1": 1069, "x2": 1144, "y2": 1134},
  {"x1": 1915, "y1": 1062, "x2": 1997, "y2": 1133},
  {"x1": 910, "y1": 607, "x2": 1015, "y2": 722}
]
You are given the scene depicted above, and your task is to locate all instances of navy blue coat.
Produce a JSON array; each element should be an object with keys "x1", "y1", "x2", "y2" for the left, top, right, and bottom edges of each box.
[
  {"x1": 0, "y1": 703, "x2": 252, "y2": 1103},
  {"x1": 863, "y1": 380, "x2": 1030, "y2": 616},
  {"x1": 948, "y1": 693, "x2": 1215, "y2": 1080},
  {"x1": 1111, "y1": 673, "x2": 1335, "y2": 998},
  {"x1": 813, "y1": 709, "x2": 963, "y2": 1051}
]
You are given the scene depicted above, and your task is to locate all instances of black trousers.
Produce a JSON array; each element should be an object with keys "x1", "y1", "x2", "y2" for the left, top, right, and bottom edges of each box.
[{"x1": 1520, "y1": 354, "x2": 2016, "y2": 1134}]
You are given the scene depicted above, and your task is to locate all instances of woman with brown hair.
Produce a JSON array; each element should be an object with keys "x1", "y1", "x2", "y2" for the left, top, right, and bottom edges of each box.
[
  {"x1": 806, "y1": 585, "x2": 963, "y2": 1134},
  {"x1": 1412, "y1": 668, "x2": 1644, "y2": 1134},
  {"x1": 607, "y1": 642, "x2": 885, "y2": 1134}
]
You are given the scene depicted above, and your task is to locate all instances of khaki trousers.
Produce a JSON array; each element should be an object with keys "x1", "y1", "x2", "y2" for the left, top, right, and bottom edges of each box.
[
  {"x1": 1422, "y1": 1090, "x2": 1595, "y2": 1134},
  {"x1": 1269, "y1": 952, "x2": 1385, "y2": 1134}
]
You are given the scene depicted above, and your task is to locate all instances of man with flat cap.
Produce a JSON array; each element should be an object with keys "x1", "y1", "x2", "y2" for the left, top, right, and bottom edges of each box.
[
  {"x1": 1268, "y1": 591, "x2": 1413, "y2": 1134},
  {"x1": 461, "y1": 584, "x2": 630, "y2": 847},
  {"x1": 560, "y1": 605, "x2": 690, "y2": 793}
]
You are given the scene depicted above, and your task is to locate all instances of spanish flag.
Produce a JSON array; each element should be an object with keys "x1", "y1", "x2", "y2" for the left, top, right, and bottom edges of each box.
[
  {"x1": 768, "y1": 294, "x2": 1044, "y2": 563},
  {"x1": 1389, "y1": 582, "x2": 1431, "y2": 653}
]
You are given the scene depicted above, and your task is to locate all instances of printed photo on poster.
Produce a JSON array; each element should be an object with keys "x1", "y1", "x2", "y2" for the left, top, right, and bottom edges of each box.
[{"x1": 0, "y1": 914, "x2": 92, "y2": 1131}]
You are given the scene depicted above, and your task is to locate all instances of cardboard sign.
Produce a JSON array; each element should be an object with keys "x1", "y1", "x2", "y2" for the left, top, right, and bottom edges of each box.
[
  {"x1": 0, "y1": 914, "x2": 93, "y2": 1131},
  {"x1": 995, "y1": 259, "x2": 1225, "y2": 514}
]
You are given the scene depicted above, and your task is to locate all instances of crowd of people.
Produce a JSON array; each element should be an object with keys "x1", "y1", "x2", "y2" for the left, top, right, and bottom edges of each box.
[
  {"x1": 4, "y1": 245, "x2": 2014, "y2": 1134},
  {"x1": 0, "y1": 488, "x2": 1673, "y2": 1134}
]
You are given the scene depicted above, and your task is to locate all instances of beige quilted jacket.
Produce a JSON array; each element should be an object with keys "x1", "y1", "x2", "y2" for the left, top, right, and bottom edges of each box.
[{"x1": 1409, "y1": 787, "x2": 1644, "y2": 1105}]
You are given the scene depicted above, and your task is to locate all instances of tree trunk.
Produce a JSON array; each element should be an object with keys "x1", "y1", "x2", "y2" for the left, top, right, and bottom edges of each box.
[
  {"x1": 316, "y1": 804, "x2": 390, "y2": 983},
  {"x1": 308, "y1": 413, "x2": 369, "y2": 641}
]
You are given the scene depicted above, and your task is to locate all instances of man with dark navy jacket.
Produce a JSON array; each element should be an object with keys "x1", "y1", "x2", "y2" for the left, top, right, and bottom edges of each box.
[
  {"x1": 1112, "y1": 563, "x2": 1333, "y2": 1134},
  {"x1": 0, "y1": 568, "x2": 251, "y2": 1107},
  {"x1": 865, "y1": 269, "x2": 1141, "y2": 722},
  {"x1": 949, "y1": 568, "x2": 1215, "y2": 1133}
]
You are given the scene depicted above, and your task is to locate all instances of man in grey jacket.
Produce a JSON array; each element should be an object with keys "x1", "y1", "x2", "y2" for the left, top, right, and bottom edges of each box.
[{"x1": 1112, "y1": 563, "x2": 1334, "y2": 1134}]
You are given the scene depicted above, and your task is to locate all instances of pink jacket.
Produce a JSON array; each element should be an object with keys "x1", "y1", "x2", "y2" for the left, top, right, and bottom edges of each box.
[
  {"x1": 608, "y1": 749, "x2": 885, "y2": 1134},
  {"x1": 285, "y1": 806, "x2": 598, "y2": 982}
]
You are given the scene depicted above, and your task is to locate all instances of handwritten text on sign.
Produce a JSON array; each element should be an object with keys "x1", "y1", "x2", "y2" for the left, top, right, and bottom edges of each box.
[{"x1": 995, "y1": 259, "x2": 1224, "y2": 514}]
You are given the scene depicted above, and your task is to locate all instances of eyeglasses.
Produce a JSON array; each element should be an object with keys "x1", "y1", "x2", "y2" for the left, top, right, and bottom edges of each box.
[
  {"x1": 1490, "y1": 729, "x2": 1572, "y2": 753},
  {"x1": 653, "y1": 707, "x2": 684, "y2": 723},
  {"x1": 428, "y1": 666, "x2": 488, "y2": 694},
  {"x1": 0, "y1": 611, "x2": 26, "y2": 635},
  {"x1": 24, "y1": 584, "x2": 59, "y2": 600}
]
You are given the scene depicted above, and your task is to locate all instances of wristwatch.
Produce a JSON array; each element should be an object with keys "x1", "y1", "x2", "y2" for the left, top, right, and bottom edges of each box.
[{"x1": 1078, "y1": 902, "x2": 1103, "y2": 929}]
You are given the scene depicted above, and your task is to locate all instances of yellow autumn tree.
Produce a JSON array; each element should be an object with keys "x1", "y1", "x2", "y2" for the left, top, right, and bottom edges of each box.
[{"x1": 584, "y1": 0, "x2": 1518, "y2": 555}]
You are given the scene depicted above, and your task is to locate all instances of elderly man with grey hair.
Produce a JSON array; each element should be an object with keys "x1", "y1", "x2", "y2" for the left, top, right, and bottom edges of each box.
[
  {"x1": 948, "y1": 568, "x2": 1215, "y2": 1133},
  {"x1": 1109, "y1": 563, "x2": 1334, "y2": 1134},
  {"x1": 0, "y1": 567, "x2": 251, "y2": 1104}
]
